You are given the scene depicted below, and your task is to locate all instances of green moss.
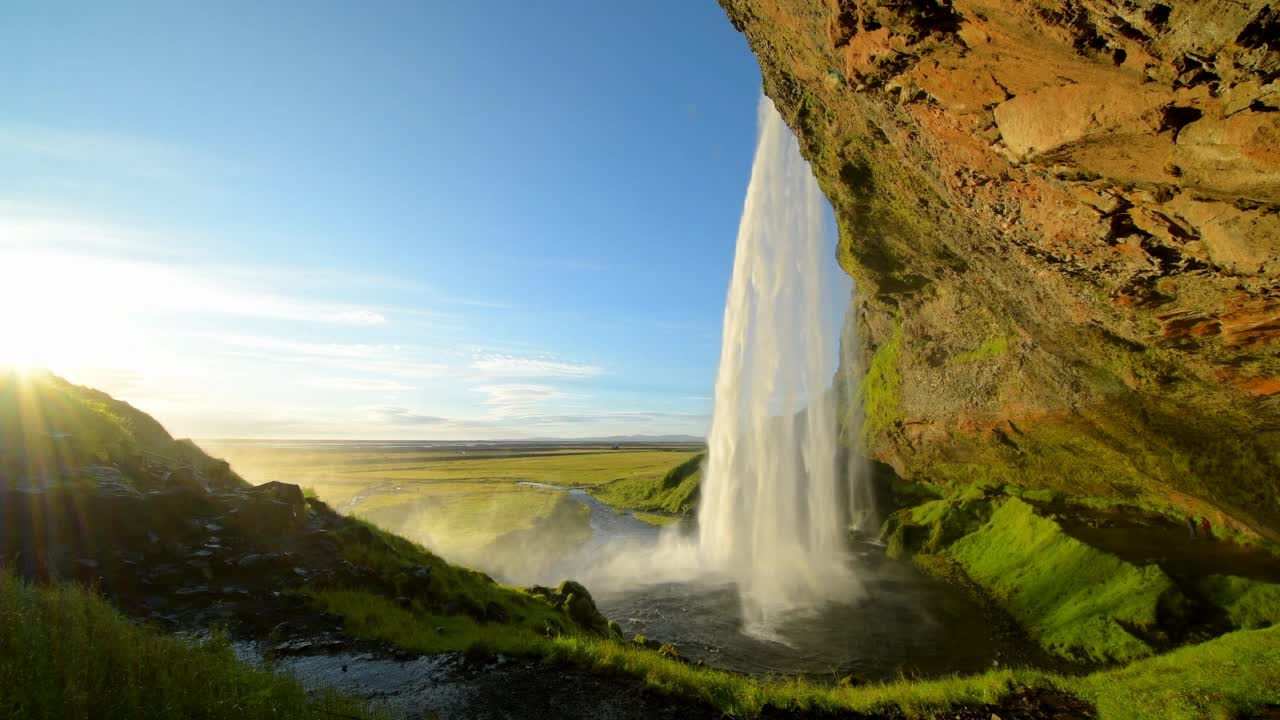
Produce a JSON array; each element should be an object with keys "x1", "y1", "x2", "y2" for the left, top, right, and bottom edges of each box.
[
  {"x1": 880, "y1": 484, "x2": 994, "y2": 559},
  {"x1": 1199, "y1": 575, "x2": 1280, "y2": 629},
  {"x1": 0, "y1": 569, "x2": 377, "y2": 720},
  {"x1": 953, "y1": 336, "x2": 1009, "y2": 363},
  {"x1": 860, "y1": 320, "x2": 903, "y2": 444},
  {"x1": 947, "y1": 498, "x2": 1184, "y2": 663},
  {"x1": 906, "y1": 381, "x2": 1280, "y2": 541},
  {"x1": 1008, "y1": 487, "x2": 1060, "y2": 504}
]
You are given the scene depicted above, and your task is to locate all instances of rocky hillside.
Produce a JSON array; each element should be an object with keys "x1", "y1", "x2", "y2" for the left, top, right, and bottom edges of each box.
[
  {"x1": 718, "y1": 0, "x2": 1280, "y2": 538},
  {"x1": 0, "y1": 370, "x2": 615, "y2": 647}
]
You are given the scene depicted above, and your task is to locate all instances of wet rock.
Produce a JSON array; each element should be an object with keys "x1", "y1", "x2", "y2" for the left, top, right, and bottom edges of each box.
[{"x1": 656, "y1": 643, "x2": 686, "y2": 663}]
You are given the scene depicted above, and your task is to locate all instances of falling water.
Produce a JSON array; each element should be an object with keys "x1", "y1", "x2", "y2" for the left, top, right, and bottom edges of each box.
[{"x1": 695, "y1": 96, "x2": 861, "y2": 629}]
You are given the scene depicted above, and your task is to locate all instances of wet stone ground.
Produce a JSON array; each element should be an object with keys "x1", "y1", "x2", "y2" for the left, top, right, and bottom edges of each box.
[{"x1": 234, "y1": 643, "x2": 721, "y2": 720}]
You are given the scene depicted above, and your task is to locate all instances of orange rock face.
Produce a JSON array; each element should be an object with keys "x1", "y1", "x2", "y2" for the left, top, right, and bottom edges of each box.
[{"x1": 721, "y1": 0, "x2": 1280, "y2": 535}]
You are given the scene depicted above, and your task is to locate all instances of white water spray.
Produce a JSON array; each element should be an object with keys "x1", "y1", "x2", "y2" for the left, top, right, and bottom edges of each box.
[{"x1": 694, "y1": 96, "x2": 861, "y2": 628}]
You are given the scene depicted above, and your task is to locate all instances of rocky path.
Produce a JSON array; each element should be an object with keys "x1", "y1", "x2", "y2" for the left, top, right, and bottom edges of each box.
[{"x1": 236, "y1": 644, "x2": 721, "y2": 720}]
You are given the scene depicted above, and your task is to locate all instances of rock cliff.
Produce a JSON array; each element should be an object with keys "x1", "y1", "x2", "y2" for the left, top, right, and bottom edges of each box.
[{"x1": 718, "y1": 0, "x2": 1280, "y2": 537}]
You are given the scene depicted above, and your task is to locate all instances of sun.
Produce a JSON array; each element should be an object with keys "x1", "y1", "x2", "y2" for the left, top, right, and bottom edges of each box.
[{"x1": 0, "y1": 249, "x2": 102, "y2": 372}]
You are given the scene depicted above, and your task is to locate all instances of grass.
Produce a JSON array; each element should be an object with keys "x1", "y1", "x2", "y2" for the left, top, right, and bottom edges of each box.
[
  {"x1": 0, "y1": 568, "x2": 378, "y2": 720},
  {"x1": 1, "y1": 369, "x2": 242, "y2": 488},
  {"x1": 199, "y1": 442, "x2": 699, "y2": 491},
  {"x1": 1075, "y1": 624, "x2": 1280, "y2": 719},
  {"x1": 588, "y1": 452, "x2": 704, "y2": 513},
  {"x1": 946, "y1": 497, "x2": 1184, "y2": 663},
  {"x1": 1198, "y1": 575, "x2": 1280, "y2": 630},
  {"x1": 330, "y1": 514, "x2": 587, "y2": 632},
  {"x1": 313, "y1": 583, "x2": 1280, "y2": 719}
]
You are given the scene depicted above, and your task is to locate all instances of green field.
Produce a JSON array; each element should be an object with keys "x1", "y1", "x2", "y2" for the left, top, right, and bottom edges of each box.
[{"x1": 198, "y1": 441, "x2": 701, "y2": 580}]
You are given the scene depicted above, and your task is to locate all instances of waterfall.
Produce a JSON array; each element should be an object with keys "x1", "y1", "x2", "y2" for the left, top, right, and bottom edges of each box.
[
  {"x1": 575, "y1": 96, "x2": 869, "y2": 634},
  {"x1": 694, "y1": 96, "x2": 861, "y2": 629}
]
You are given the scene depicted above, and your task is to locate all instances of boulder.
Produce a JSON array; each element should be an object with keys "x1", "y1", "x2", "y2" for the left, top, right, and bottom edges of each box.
[{"x1": 250, "y1": 481, "x2": 305, "y2": 509}]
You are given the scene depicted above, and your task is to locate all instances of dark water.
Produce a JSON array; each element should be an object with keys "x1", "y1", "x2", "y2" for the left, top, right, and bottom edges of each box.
[{"x1": 540, "y1": 488, "x2": 1015, "y2": 681}]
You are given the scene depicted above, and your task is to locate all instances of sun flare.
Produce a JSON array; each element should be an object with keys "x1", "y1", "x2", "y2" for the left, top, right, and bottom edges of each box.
[{"x1": 0, "y1": 249, "x2": 140, "y2": 372}]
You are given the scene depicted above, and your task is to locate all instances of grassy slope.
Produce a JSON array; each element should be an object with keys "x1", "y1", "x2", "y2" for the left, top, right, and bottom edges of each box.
[
  {"x1": 1, "y1": 370, "x2": 242, "y2": 486},
  {"x1": 331, "y1": 515, "x2": 599, "y2": 635},
  {"x1": 885, "y1": 487, "x2": 1280, "y2": 665},
  {"x1": 0, "y1": 569, "x2": 377, "y2": 720},
  {"x1": 946, "y1": 497, "x2": 1184, "y2": 663},
  {"x1": 589, "y1": 452, "x2": 704, "y2": 513},
  {"x1": 1077, "y1": 624, "x2": 1280, "y2": 719},
  {"x1": 633, "y1": 512, "x2": 680, "y2": 526}
]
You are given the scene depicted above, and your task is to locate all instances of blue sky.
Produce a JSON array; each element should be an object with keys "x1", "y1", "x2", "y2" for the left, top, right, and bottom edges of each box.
[{"x1": 0, "y1": 1, "x2": 827, "y2": 439}]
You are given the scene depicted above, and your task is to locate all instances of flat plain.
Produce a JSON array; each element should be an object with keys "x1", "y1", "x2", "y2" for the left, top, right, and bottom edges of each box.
[{"x1": 198, "y1": 440, "x2": 701, "y2": 577}]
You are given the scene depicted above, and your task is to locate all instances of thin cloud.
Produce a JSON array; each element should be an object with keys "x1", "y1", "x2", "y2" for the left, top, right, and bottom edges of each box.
[
  {"x1": 0, "y1": 124, "x2": 235, "y2": 183},
  {"x1": 0, "y1": 246, "x2": 391, "y2": 327},
  {"x1": 303, "y1": 378, "x2": 415, "y2": 392},
  {"x1": 470, "y1": 353, "x2": 604, "y2": 378},
  {"x1": 525, "y1": 411, "x2": 711, "y2": 425},
  {"x1": 472, "y1": 383, "x2": 578, "y2": 417},
  {"x1": 370, "y1": 406, "x2": 450, "y2": 426},
  {"x1": 208, "y1": 334, "x2": 450, "y2": 378}
]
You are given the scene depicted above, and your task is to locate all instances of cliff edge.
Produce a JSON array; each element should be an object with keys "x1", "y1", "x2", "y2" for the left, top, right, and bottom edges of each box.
[{"x1": 718, "y1": 0, "x2": 1280, "y2": 538}]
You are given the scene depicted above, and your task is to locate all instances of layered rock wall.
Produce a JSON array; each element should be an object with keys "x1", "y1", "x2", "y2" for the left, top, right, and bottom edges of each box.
[{"x1": 719, "y1": 0, "x2": 1280, "y2": 537}]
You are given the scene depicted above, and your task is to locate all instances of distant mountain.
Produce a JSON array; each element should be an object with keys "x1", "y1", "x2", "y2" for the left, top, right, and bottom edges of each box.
[{"x1": 525, "y1": 434, "x2": 705, "y2": 444}]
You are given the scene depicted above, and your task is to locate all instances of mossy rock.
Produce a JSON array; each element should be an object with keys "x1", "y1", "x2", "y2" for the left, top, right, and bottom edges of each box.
[
  {"x1": 947, "y1": 498, "x2": 1187, "y2": 663},
  {"x1": 880, "y1": 485, "x2": 994, "y2": 559},
  {"x1": 527, "y1": 579, "x2": 611, "y2": 636}
]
